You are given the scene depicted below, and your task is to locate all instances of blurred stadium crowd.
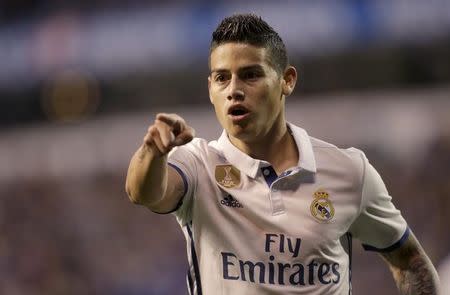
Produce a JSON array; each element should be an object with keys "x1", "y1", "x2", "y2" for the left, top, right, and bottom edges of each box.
[
  {"x1": 1, "y1": 1, "x2": 450, "y2": 294},
  {"x1": 1, "y1": 116, "x2": 449, "y2": 294}
]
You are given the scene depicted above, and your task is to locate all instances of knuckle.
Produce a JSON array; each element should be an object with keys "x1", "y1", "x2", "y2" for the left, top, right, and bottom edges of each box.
[
  {"x1": 143, "y1": 135, "x2": 154, "y2": 146},
  {"x1": 148, "y1": 124, "x2": 157, "y2": 132},
  {"x1": 149, "y1": 128, "x2": 159, "y2": 137},
  {"x1": 155, "y1": 119, "x2": 170, "y2": 130}
]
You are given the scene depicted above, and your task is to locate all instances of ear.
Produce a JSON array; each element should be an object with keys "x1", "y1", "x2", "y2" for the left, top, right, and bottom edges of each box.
[
  {"x1": 281, "y1": 66, "x2": 297, "y2": 97},
  {"x1": 208, "y1": 75, "x2": 213, "y2": 104}
]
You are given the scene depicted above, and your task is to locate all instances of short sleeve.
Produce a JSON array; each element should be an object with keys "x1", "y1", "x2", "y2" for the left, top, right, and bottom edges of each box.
[
  {"x1": 349, "y1": 153, "x2": 409, "y2": 252},
  {"x1": 167, "y1": 141, "x2": 199, "y2": 225}
]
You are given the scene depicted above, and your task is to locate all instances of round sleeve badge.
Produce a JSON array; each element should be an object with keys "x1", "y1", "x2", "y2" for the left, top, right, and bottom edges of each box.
[{"x1": 310, "y1": 190, "x2": 335, "y2": 223}]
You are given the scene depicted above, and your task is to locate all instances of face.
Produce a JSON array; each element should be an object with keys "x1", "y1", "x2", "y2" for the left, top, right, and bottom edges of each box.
[{"x1": 208, "y1": 42, "x2": 296, "y2": 143}]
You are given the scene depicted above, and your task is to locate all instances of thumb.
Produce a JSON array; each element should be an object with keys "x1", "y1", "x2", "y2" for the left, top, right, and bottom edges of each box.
[
  {"x1": 171, "y1": 119, "x2": 184, "y2": 137},
  {"x1": 172, "y1": 127, "x2": 195, "y2": 146}
]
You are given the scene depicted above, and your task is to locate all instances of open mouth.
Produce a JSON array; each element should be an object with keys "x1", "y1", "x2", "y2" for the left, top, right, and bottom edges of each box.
[
  {"x1": 230, "y1": 109, "x2": 248, "y2": 116},
  {"x1": 228, "y1": 105, "x2": 250, "y2": 116},
  {"x1": 228, "y1": 105, "x2": 251, "y2": 122}
]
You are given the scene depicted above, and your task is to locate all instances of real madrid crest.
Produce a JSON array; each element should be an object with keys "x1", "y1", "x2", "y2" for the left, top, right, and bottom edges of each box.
[
  {"x1": 215, "y1": 165, "x2": 241, "y2": 188},
  {"x1": 310, "y1": 189, "x2": 335, "y2": 223}
]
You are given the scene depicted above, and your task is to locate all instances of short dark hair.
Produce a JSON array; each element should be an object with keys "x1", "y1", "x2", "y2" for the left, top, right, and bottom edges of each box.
[{"x1": 210, "y1": 14, "x2": 288, "y2": 74}]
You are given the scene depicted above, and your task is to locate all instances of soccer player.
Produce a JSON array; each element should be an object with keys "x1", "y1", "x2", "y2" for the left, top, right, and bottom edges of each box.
[{"x1": 125, "y1": 14, "x2": 440, "y2": 294}]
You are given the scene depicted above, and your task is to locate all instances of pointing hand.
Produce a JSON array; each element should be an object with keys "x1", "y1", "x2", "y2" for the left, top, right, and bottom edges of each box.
[{"x1": 143, "y1": 113, "x2": 195, "y2": 157}]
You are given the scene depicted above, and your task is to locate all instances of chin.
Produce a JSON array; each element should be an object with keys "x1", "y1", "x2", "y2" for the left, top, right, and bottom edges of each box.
[{"x1": 227, "y1": 124, "x2": 254, "y2": 140}]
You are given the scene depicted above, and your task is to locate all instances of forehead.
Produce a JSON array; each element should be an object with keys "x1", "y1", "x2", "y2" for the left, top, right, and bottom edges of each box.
[{"x1": 209, "y1": 43, "x2": 271, "y2": 71}]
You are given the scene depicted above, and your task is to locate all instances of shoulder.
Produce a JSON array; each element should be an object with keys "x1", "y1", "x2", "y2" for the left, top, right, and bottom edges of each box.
[
  {"x1": 310, "y1": 136, "x2": 366, "y2": 166},
  {"x1": 309, "y1": 136, "x2": 367, "y2": 183},
  {"x1": 169, "y1": 137, "x2": 223, "y2": 161},
  {"x1": 171, "y1": 137, "x2": 210, "y2": 154}
]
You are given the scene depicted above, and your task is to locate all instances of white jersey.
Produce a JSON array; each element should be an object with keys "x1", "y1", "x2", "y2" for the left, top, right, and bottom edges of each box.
[{"x1": 166, "y1": 123, "x2": 408, "y2": 295}]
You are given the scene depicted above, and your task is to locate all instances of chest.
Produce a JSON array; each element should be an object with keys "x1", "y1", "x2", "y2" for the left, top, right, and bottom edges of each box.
[{"x1": 192, "y1": 166, "x2": 361, "y2": 252}]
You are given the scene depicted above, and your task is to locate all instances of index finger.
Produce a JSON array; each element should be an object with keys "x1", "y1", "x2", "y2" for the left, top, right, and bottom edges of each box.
[
  {"x1": 156, "y1": 113, "x2": 180, "y2": 127},
  {"x1": 156, "y1": 113, "x2": 185, "y2": 134}
]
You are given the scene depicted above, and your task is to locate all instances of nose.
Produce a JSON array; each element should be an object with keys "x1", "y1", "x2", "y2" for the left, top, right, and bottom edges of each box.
[{"x1": 227, "y1": 76, "x2": 245, "y2": 101}]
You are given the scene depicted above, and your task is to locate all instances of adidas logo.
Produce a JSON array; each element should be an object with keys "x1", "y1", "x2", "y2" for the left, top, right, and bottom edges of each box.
[{"x1": 220, "y1": 194, "x2": 243, "y2": 208}]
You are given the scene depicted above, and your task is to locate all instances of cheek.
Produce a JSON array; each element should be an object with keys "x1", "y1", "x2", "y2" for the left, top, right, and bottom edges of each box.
[
  {"x1": 258, "y1": 83, "x2": 279, "y2": 105},
  {"x1": 261, "y1": 85, "x2": 283, "y2": 114},
  {"x1": 208, "y1": 87, "x2": 215, "y2": 104},
  {"x1": 211, "y1": 100, "x2": 226, "y2": 121},
  {"x1": 210, "y1": 87, "x2": 225, "y2": 105},
  {"x1": 209, "y1": 89, "x2": 219, "y2": 106}
]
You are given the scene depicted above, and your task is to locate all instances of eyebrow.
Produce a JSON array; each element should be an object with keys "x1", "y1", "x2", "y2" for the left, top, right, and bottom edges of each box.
[{"x1": 210, "y1": 64, "x2": 265, "y2": 75}]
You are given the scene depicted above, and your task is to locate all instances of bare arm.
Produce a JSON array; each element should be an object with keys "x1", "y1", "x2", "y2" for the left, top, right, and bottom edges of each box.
[
  {"x1": 381, "y1": 231, "x2": 440, "y2": 295},
  {"x1": 125, "y1": 113, "x2": 194, "y2": 213}
]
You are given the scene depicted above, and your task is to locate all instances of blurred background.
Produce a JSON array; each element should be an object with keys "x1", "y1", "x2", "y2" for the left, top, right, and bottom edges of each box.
[{"x1": 1, "y1": 0, "x2": 450, "y2": 294}]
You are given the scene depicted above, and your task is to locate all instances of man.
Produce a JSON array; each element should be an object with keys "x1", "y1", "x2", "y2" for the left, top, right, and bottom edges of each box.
[{"x1": 125, "y1": 14, "x2": 440, "y2": 294}]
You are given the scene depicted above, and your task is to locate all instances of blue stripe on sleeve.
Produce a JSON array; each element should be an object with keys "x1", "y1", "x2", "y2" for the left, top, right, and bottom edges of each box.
[
  {"x1": 362, "y1": 227, "x2": 410, "y2": 252},
  {"x1": 150, "y1": 162, "x2": 188, "y2": 215},
  {"x1": 168, "y1": 162, "x2": 188, "y2": 197}
]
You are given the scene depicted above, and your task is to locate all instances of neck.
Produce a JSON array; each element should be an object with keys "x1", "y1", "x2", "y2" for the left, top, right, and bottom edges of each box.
[{"x1": 229, "y1": 121, "x2": 299, "y2": 174}]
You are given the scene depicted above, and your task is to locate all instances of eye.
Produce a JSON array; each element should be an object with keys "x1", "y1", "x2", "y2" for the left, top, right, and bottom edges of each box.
[
  {"x1": 242, "y1": 71, "x2": 261, "y2": 81},
  {"x1": 214, "y1": 73, "x2": 228, "y2": 82}
]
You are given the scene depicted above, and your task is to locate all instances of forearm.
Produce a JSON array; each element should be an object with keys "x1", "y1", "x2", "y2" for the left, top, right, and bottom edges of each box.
[
  {"x1": 391, "y1": 253, "x2": 440, "y2": 295},
  {"x1": 125, "y1": 144, "x2": 168, "y2": 206},
  {"x1": 382, "y1": 232, "x2": 441, "y2": 295},
  {"x1": 126, "y1": 113, "x2": 193, "y2": 210}
]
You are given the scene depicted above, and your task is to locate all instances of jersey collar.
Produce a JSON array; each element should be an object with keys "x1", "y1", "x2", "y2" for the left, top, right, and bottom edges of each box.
[
  {"x1": 288, "y1": 122, "x2": 317, "y2": 174},
  {"x1": 216, "y1": 122, "x2": 317, "y2": 178}
]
